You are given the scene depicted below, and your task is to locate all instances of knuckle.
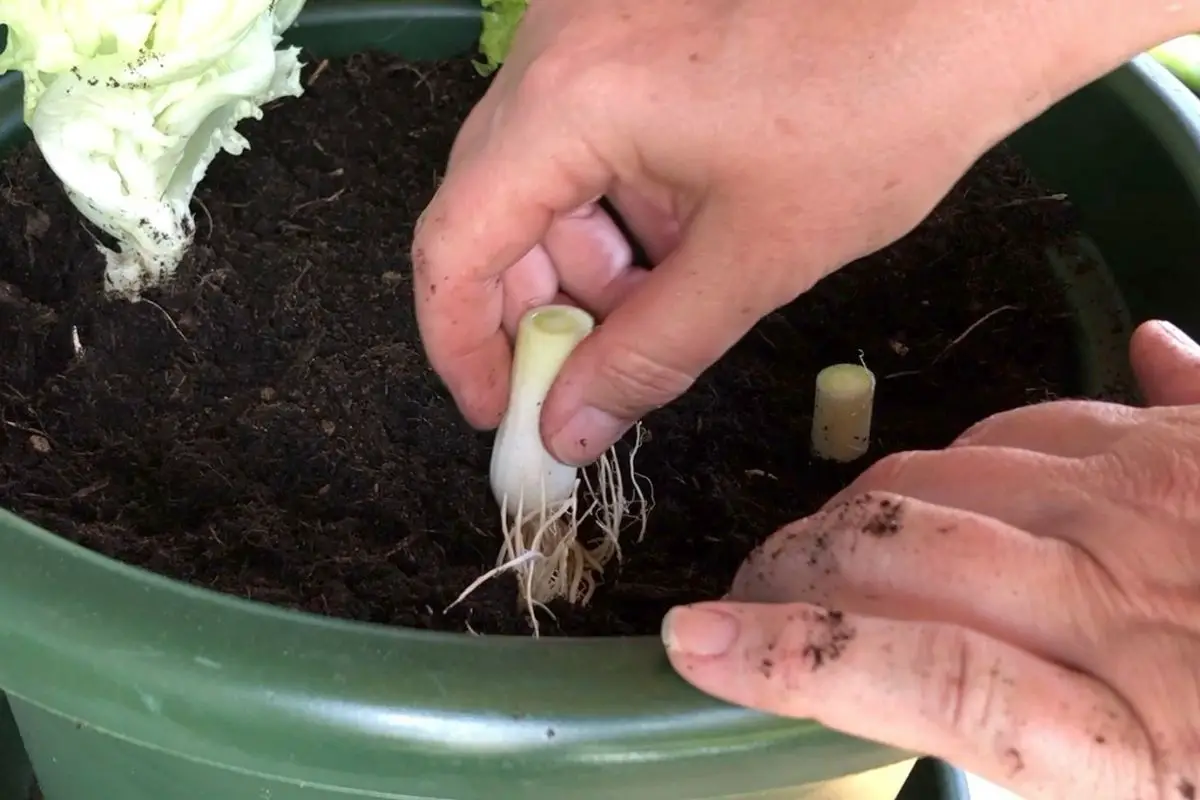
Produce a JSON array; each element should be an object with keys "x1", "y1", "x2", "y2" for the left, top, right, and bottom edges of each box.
[
  {"x1": 594, "y1": 343, "x2": 696, "y2": 417},
  {"x1": 949, "y1": 401, "x2": 1053, "y2": 447},
  {"x1": 951, "y1": 412, "x2": 1004, "y2": 447},
  {"x1": 852, "y1": 449, "x2": 924, "y2": 493},
  {"x1": 1092, "y1": 434, "x2": 1200, "y2": 517},
  {"x1": 951, "y1": 398, "x2": 1126, "y2": 448},
  {"x1": 732, "y1": 517, "x2": 832, "y2": 604},
  {"x1": 835, "y1": 488, "x2": 910, "y2": 512},
  {"x1": 515, "y1": 48, "x2": 635, "y2": 121},
  {"x1": 913, "y1": 625, "x2": 1006, "y2": 738},
  {"x1": 808, "y1": 489, "x2": 908, "y2": 555},
  {"x1": 515, "y1": 49, "x2": 577, "y2": 103}
]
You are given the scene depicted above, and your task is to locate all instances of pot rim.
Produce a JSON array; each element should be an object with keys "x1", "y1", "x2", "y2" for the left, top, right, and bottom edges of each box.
[{"x1": 1121, "y1": 53, "x2": 1200, "y2": 197}]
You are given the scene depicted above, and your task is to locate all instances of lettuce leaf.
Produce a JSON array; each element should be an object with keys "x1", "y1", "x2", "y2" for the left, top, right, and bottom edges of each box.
[
  {"x1": 1149, "y1": 35, "x2": 1200, "y2": 94},
  {"x1": 0, "y1": 0, "x2": 307, "y2": 298},
  {"x1": 477, "y1": 0, "x2": 528, "y2": 75}
]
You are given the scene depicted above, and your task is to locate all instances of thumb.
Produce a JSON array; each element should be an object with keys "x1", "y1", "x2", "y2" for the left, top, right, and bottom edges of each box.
[
  {"x1": 541, "y1": 206, "x2": 800, "y2": 465},
  {"x1": 1129, "y1": 319, "x2": 1200, "y2": 406},
  {"x1": 660, "y1": 601, "x2": 1153, "y2": 800}
]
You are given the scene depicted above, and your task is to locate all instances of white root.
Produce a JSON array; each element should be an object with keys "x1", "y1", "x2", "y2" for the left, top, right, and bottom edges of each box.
[{"x1": 446, "y1": 423, "x2": 653, "y2": 636}]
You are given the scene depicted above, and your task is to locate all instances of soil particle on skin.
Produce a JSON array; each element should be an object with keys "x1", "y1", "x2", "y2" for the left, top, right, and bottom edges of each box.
[
  {"x1": 860, "y1": 496, "x2": 904, "y2": 537},
  {"x1": 0, "y1": 52, "x2": 1089, "y2": 636},
  {"x1": 800, "y1": 608, "x2": 856, "y2": 670},
  {"x1": 743, "y1": 493, "x2": 906, "y2": 577}
]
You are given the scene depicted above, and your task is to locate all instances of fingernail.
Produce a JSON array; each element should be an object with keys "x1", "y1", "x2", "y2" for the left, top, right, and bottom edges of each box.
[
  {"x1": 548, "y1": 406, "x2": 631, "y2": 466},
  {"x1": 661, "y1": 607, "x2": 740, "y2": 657},
  {"x1": 565, "y1": 201, "x2": 598, "y2": 219},
  {"x1": 1158, "y1": 320, "x2": 1200, "y2": 352}
]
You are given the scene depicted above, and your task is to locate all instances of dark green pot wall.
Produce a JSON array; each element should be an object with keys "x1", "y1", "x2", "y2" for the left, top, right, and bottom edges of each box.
[
  {"x1": 1, "y1": 2, "x2": 1199, "y2": 798},
  {"x1": 1009, "y1": 55, "x2": 1200, "y2": 345},
  {"x1": 0, "y1": 696, "x2": 33, "y2": 800}
]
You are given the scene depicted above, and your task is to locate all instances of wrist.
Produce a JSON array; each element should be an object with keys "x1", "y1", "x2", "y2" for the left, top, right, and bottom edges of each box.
[
  {"x1": 1018, "y1": 0, "x2": 1200, "y2": 110},
  {"x1": 937, "y1": 0, "x2": 1200, "y2": 156}
]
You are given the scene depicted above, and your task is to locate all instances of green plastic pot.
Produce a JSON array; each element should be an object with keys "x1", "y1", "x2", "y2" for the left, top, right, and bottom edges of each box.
[{"x1": 2, "y1": 2, "x2": 1200, "y2": 798}]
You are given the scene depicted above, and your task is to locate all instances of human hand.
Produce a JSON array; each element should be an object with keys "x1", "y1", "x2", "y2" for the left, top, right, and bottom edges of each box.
[
  {"x1": 411, "y1": 0, "x2": 1120, "y2": 466},
  {"x1": 660, "y1": 318, "x2": 1200, "y2": 800}
]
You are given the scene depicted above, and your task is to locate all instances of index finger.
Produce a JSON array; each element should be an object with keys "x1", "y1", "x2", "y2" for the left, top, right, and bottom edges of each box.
[{"x1": 411, "y1": 86, "x2": 614, "y2": 429}]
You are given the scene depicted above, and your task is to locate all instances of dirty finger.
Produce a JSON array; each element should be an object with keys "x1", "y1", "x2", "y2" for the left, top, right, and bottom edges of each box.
[
  {"x1": 662, "y1": 601, "x2": 1153, "y2": 800},
  {"x1": 730, "y1": 492, "x2": 1108, "y2": 665}
]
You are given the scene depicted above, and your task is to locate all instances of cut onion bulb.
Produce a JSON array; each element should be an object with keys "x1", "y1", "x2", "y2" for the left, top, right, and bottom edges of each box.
[
  {"x1": 811, "y1": 362, "x2": 876, "y2": 462},
  {"x1": 446, "y1": 304, "x2": 652, "y2": 634}
]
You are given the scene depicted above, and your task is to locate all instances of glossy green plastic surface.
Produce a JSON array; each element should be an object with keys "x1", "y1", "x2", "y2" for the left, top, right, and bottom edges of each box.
[{"x1": 0, "y1": 2, "x2": 1198, "y2": 798}]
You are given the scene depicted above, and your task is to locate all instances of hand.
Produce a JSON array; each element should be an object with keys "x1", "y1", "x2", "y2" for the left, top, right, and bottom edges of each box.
[
  {"x1": 411, "y1": 0, "x2": 1113, "y2": 466},
  {"x1": 660, "y1": 319, "x2": 1200, "y2": 800}
]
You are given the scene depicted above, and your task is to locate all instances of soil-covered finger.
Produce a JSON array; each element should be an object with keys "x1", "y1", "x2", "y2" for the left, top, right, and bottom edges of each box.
[
  {"x1": 730, "y1": 492, "x2": 1109, "y2": 665},
  {"x1": 665, "y1": 602, "x2": 1155, "y2": 800}
]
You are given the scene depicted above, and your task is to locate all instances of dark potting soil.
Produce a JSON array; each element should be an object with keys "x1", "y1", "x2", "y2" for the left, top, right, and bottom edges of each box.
[{"x1": 0, "y1": 53, "x2": 1089, "y2": 636}]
